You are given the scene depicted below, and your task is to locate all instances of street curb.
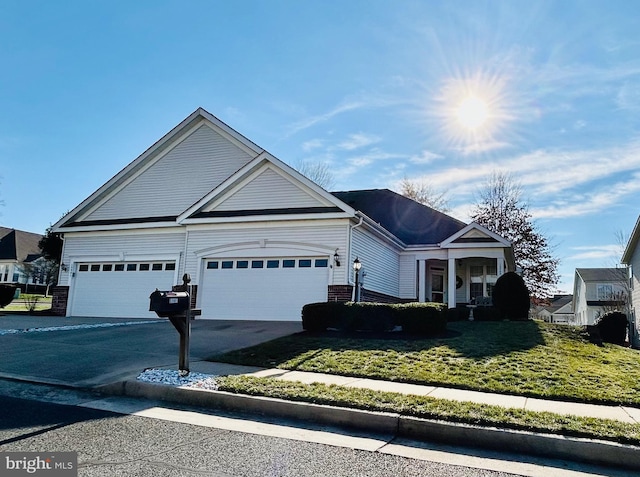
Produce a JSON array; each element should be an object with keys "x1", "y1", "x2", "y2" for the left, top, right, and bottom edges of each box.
[{"x1": 99, "y1": 380, "x2": 640, "y2": 471}]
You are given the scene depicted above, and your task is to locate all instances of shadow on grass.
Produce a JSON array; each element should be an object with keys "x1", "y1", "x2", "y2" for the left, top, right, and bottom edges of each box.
[{"x1": 208, "y1": 320, "x2": 545, "y2": 368}]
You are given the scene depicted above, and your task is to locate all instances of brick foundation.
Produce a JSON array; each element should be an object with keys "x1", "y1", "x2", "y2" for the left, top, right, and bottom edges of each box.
[
  {"x1": 51, "y1": 286, "x2": 69, "y2": 316},
  {"x1": 328, "y1": 285, "x2": 412, "y2": 304}
]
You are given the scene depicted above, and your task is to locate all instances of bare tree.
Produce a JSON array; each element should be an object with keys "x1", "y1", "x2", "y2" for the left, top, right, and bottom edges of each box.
[
  {"x1": 295, "y1": 161, "x2": 336, "y2": 190},
  {"x1": 399, "y1": 177, "x2": 451, "y2": 213},
  {"x1": 471, "y1": 171, "x2": 559, "y2": 300}
]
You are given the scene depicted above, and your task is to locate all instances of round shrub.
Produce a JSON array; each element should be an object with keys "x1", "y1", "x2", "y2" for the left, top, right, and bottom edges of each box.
[
  {"x1": 595, "y1": 311, "x2": 628, "y2": 346},
  {"x1": 492, "y1": 272, "x2": 530, "y2": 321}
]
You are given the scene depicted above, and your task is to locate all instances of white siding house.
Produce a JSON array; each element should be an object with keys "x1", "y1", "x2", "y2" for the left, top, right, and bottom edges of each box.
[
  {"x1": 51, "y1": 108, "x2": 515, "y2": 320},
  {"x1": 622, "y1": 215, "x2": 640, "y2": 347},
  {"x1": 572, "y1": 268, "x2": 628, "y2": 326}
]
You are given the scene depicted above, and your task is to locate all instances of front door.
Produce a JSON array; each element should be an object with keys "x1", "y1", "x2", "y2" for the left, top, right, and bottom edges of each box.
[{"x1": 430, "y1": 269, "x2": 445, "y2": 303}]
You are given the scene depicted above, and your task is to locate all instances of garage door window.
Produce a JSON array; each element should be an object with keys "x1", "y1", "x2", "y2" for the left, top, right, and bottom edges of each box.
[
  {"x1": 315, "y1": 259, "x2": 328, "y2": 267},
  {"x1": 77, "y1": 262, "x2": 176, "y2": 273},
  {"x1": 251, "y1": 260, "x2": 264, "y2": 268},
  {"x1": 267, "y1": 260, "x2": 279, "y2": 269}
]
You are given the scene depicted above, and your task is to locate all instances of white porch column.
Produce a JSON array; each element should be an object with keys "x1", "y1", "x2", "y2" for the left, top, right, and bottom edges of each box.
[
  {"x1": 418, "y1": 260, "x2": 426, "y2": 302},
  {"x1": 448, "y1": 257, "x2": 456, "y2": 309},
  {"x1": 497, "y1": 257, "x2": 505, "y2": 276}
]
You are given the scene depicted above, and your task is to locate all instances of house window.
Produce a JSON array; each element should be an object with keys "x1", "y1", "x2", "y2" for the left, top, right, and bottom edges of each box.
[
  {"x1": 597, "y1": 284, "x2": 613, "y2": 300},
  {"x1": 12, "y1": 273, "x2": 19, "y2": 282},
  {"x1": 470, "y1": 283, "x2": 484, "y2": 301}
]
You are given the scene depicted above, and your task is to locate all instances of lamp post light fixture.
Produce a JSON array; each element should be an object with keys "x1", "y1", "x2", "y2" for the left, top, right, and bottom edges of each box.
[{"x1": 353, "y1": 257, "x2": 362, "y2": 302}]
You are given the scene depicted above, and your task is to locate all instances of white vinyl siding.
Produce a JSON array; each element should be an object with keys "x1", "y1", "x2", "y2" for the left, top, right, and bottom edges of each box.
[
  {"x1": 351, "y1": 228, "x2": 400, "y2": 298},
  {"x1": 85, "y1": 124, "x2": 254, "y2": 221},
  {"x1": 212, "y1": 168, "x2": 327, "y2": 212},
  {"x1": 399, "y1": 254, "x2": 417, "y2": 299}
]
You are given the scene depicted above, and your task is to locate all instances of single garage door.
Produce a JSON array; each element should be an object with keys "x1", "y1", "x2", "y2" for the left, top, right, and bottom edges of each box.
[
  {"x1": 200, "y1": 257, "x2": 329, "y2": 320},
  {"x1": 70, "y1": 261, "x2": 177, "y2": 318}
]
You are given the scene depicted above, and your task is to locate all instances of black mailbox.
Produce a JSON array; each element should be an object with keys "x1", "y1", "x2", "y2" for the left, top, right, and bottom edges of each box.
[{"x1": 149, "y1": 289, "x2": 190, "y2": 317}]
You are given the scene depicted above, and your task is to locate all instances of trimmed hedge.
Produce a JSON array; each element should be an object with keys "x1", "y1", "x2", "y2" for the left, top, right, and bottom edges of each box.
[
  {"x1": 302, "y1": 301, "x2": 447, "y2": 335},
  {"x1": 447, "y1": 306, "x2": 504, "y2": 321}
]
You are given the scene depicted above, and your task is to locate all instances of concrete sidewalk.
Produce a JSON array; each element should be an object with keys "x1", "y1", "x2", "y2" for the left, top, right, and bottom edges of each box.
[{"x1": 166, "y1": 360, "x2": 640, "y2": 425}]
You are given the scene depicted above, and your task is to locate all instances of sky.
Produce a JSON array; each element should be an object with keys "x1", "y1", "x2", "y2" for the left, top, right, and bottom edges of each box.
[{"x1": 1, "y1": 0, "x2": 639, "y2": 293}]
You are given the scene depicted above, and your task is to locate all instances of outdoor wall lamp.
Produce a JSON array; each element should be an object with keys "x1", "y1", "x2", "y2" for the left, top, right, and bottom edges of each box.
[
  {"x1": 61, "y1": 263, "x2": 68, "y2": 272},
  {"x1": 333, "y1": 250, "x2": 341, "y2": 267}
]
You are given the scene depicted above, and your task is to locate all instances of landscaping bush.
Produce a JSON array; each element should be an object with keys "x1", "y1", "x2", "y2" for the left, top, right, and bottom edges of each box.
[
  {"x1": 595, "y1": 311, "x2": 628, "y2": 346},
  {"x1": 301, "y1": 301, "x2": 446, "y2": 335},
  {"x1": 394, "y1": 302, "x2": 447, "y2": 334},
  {"x1": 492, "y1": 271, "x2": 530, "y2": 320}
]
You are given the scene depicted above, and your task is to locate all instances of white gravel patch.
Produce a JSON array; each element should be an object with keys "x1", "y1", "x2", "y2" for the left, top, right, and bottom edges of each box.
[
  {"x1": 137, "y1": 368, "x2": 219, "y2": 390},
  {"x1": 0, "y1": 320, "x2": 165, "y2": 336}
]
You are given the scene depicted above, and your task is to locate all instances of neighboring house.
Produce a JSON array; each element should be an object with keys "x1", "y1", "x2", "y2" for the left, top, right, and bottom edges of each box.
[
  {"x1": 572, "y1": 268, "x2": 628, "y2": 326},
  {"x1": 533, "y1": 294, "x2": 575, "y2": 325},
  {"x1": 0, "y1": 227, "x2": 43, "y2": 289},
  {"x1": 622, "y1": 215, "x2": 640, "y2": 347},
  {"x1": 50, "y1": 108, "x2": 515, "y2": 320}
]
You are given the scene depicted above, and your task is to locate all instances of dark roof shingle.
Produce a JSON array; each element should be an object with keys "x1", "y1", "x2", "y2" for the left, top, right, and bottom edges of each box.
[{"x1": 332, "y1": 189, "x2": 467, "y2": 245}]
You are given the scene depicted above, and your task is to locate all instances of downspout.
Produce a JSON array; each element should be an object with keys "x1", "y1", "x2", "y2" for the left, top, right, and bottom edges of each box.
[{"x1": 347, "y1": 214, "x2": 365, "y2": 302}]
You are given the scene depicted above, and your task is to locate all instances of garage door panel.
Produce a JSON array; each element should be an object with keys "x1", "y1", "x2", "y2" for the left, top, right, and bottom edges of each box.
[
  {"x1": 71, "y1": 262, "x2": 176, "y2": 318},
  {"x1": 200, "y1": 257, "x2": 328, "y2": 321}
]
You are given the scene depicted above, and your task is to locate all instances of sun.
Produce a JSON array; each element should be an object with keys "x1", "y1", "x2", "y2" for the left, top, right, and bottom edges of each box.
[{"x1": 455, "y1": 95, "x2": 490, "y2": 130}]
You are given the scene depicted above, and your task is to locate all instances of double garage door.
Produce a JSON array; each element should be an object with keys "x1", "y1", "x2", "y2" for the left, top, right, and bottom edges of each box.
[
  {"x1": 70, "y1": 261, "x2": 177, "y2": 318},
  {"x1": 199, "y1": 256, "x2": 329, "y2": 321},
  {"x1": 69, "y1": 256, "x2": 329, "y2": 321}
]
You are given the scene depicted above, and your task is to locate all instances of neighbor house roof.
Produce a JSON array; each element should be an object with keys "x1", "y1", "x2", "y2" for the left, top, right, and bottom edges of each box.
[
  {"x1": 331, "y1": 189, "x2": 467, "y2": 245},
  {"x1": 0, "y1": 227, "x2": 43, "y2": 262},
  {"x1": 575, "y1": 268, "x2": 627, "y2": 282}
]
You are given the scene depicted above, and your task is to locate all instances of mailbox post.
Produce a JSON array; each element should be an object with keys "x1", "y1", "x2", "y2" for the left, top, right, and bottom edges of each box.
[{"x1": 149, "y1": 274, "x2": 193, "y2": 375}]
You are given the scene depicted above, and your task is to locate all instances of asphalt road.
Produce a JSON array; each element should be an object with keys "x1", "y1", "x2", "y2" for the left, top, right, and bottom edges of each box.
[
  {"x1": 0, "y1": 315, "x2": 301, "y2": 386},
  {"x1": 0, "y1": 393, "x2": 528, "y2": 477}
]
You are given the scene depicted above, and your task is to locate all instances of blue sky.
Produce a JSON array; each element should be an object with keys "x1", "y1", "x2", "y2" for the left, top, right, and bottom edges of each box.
[{"x1": 1, "y1": 0, "x2": 639, "y2": 293}]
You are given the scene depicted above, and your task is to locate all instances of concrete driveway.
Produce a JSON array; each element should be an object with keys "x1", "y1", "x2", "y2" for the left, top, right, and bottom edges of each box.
[{"x1": 0, "y1": 315, "x2": 301, "y2": 388}]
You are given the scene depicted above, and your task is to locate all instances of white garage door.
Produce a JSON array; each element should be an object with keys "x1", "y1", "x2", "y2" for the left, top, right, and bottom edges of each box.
[
  {"x1": 200, "y1": 257, "x2": 329, "y2": 321},
  {"x1": 70, "y1": 261, "x2": 177, "y2": 318}
]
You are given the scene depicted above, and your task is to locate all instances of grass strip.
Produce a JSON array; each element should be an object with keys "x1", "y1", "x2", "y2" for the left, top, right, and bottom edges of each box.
[
  {"x1": 217, "y1": 375, "x2": 640, "y2": 446},
  {"x1": 211, "y1": 321, "x2": 640, "y2": 406}
]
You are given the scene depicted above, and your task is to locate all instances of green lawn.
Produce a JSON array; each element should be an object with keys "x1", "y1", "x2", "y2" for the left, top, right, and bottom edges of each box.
[
  {"x1": 2, "y1": 294, "x2": 52, "y2": 313},
  {"x1": 209, "y1": 320, "x2": 640, "y2": 445},
  {"x1": 211, "y1": 320, "x2": 640, "y2": 406}
]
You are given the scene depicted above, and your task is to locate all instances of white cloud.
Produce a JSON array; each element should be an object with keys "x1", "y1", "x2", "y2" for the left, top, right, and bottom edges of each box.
[
  {"x1": 301, "y1": 139, "x2": 324, "y2": 152},
  {"x1": 410, "y1": 150, "x2": 444, "y2": 164},
  {"x1": 286, "y1": 101, "x2": 365, "y2": 136},
  {"x1": 567, "y1": 244, "x2": 622, "y2": 261},
  {"x1": 337, "y1": 133, "x2": 381, "y2": 151}
]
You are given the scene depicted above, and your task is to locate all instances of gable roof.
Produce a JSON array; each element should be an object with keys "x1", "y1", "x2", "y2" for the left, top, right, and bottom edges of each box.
[
  {"x1": 331, "y1": 189, "x2": 467, "y2": 245},
  {"x1": 0, "y1": 227, "x2": 43, "y2": 262},
  {"x1": 622, "y1": 214, "x2": 640, "y2": 264},
  {"x1": 575, "y1": 268, "x2": 627, "y2": 282}
]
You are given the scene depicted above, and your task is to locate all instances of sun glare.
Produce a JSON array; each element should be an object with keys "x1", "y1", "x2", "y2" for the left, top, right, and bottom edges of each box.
[{"x1": 455, "y1": 95, "x2": 490, "y2": 130}]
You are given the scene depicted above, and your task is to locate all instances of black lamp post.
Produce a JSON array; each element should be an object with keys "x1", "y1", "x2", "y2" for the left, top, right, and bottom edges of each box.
[{"x1": 353, "y1": 257, "x2": 362, "y2": 302}]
